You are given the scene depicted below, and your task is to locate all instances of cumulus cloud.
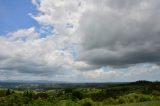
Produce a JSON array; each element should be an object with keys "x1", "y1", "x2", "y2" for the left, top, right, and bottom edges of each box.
[
  {"x1": 0, "y1": 27, "x2": 77, "y2": 81},
  {"x1": 31, "y1": 0, "x2": 85, "y2": 36},
  {"x1": 78, "y1": 0, "x2": 160, "y2": 67},
  {"x1": 1, "y1": 0, "x2": 160, "y2": 81},
  {"x1": 32, "y1": 0, "x2": 160, "y2": 68}
]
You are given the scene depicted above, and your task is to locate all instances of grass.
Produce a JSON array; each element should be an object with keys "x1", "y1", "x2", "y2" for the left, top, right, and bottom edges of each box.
[{"x1": 108, "y1": 101, "x2": 160, "y2": 106}]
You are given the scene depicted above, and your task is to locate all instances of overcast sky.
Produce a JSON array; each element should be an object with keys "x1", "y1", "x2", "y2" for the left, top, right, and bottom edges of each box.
[{"x1": 0, "y1": 0, "x2": 160, "y2": 82}]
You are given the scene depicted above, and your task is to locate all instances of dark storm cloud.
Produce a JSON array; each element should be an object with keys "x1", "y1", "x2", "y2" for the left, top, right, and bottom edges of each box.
[{"x1": 79, "y1": 0, "x2": 160, "y2": 66}]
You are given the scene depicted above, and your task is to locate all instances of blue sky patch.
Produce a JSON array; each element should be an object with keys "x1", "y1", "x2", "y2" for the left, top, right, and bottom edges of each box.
[{"x1": 0, "y1": 0, "x2": 39, "y2": 35}]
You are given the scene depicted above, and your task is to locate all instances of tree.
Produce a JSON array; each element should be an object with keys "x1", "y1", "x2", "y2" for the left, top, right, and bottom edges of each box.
[{"x1": 6, "y1": 89, "x2": 11, "y2": 96}]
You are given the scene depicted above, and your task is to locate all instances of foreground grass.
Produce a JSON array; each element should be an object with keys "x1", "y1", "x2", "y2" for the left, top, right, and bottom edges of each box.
[{"x1": 109, "y1": 101, "x2": 160, "y2": 106}]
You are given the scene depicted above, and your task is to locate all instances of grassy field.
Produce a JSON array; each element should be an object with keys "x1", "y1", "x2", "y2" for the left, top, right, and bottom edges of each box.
[{"x1": 110, "y1": 101, "x2": 160, "y2": 106}]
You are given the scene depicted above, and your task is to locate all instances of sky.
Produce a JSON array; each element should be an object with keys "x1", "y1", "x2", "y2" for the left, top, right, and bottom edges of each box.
[{"x1": 0, "y1": 0, "x2": 160, "y2": 82}]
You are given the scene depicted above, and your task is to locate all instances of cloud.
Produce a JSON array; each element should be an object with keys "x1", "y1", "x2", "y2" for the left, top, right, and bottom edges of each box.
[
  {"x1": 76, "y1": 63, "x2": 160, "y2": 82},
  {"x1": 31, "y1": 0, "x2": 84, "y2": 36},
  {"x1": 0, "y1": 27, "x2": 77, "y2": 81},
  {"x1": 32, "y1": 0, "x2": 160, "y2": 68},
  {"x1": 1, "y1": 0, "x2": 160, "y2": 82},
  {"x1": 7, "y1": 27, "x2": 39, "y2": 41},
  {"x1": 78, "y1": 0, "x2": 160, "y2": 67}
]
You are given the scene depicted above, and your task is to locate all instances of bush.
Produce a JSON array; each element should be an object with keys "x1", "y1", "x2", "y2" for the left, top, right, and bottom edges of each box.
[
  {"x1": 118, "y1": 96, "x2": 126, "y2": 104},
  {"x1": 72, "y1": 91, "x2": 83, "y2": 100},
  {"x1": 127, "y1": 96, "x2": 136, "y2": 103},
  {"x1": 55, "y1": 100, "x2": 77, "y2": 106},
  {"x1": 79, "y1": 98, "x2": 96, "y2": 106},
  {"x1": 103, "y1": 97, "x2": 117, "y2": 105},
  {"x1": 152, "y1": 90, "x2": 160, "y2": 96},
  {"x1": 139, "y1": 95, "x2": 152, "y2": 102}
]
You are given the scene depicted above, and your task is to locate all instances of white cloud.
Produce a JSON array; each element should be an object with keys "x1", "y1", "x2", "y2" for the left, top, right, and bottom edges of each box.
[
  {"x1": 7, "y1": 27, "x2": 39, "y2": 41},
  {"x1": 31, "y1": 0, "x2": 85, "y2": 36},
  {"x1": 1, "y1": 0, "x2": 160, "y2": 82},
  {"x1": 0, "y1": 27, "x2": 77, "y2": 81}
]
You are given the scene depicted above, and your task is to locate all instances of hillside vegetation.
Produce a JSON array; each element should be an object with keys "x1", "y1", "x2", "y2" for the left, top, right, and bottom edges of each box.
[{"x1": 0, "y1": 80, "x2": 160, "y2": 106}]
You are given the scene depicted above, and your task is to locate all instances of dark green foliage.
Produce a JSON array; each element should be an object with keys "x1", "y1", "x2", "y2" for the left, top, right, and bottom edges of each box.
[
  {"x1": 72, "y1": 91, "x2": 83, "y2": 100},
  {"x1": 6, "y1": 89, "x2": 11, "y2": 96},
  {"x1": 34, "y1": 92, "x2": 48, "y2": 99}
]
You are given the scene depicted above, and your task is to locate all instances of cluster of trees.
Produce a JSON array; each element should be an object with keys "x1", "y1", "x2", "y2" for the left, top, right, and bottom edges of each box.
[{"x1": 0, "y1": 81, "x2": 160, "y2": 106}]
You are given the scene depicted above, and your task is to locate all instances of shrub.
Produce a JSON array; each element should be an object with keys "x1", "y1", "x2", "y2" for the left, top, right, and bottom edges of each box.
[
  {"x1": 118, "y1": 96, "x2": 126, "y2": 104},
  {"x1": 139, "y1": 95, "x2": 152, "y2": 102},
  {"x1": 72, "y1": 91, "x2": 83, "y2": 100},
  {"x1": 152, "y1": 90, "x2": 160, "y2": 96},
  {"x1": 79, "y1": 98, "x2": 96, "y2": 106},
  {"x1": 103, "y1": 97, "x2": 117, "y2": 105}
]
